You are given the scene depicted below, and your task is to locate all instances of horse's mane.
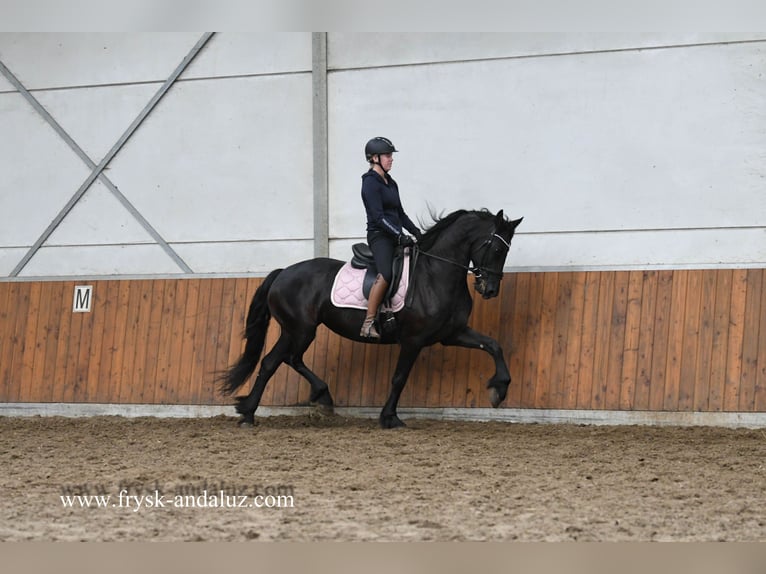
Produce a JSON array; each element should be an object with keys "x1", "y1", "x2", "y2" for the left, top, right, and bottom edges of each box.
[{"x1": 418, "y1": 208, "x2": 496, "y2": 251}]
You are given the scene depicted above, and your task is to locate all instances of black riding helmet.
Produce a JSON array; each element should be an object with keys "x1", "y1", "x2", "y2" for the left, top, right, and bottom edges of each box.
[{"x1": 365, "y1": 137, "x2": 398, "y2": 162}]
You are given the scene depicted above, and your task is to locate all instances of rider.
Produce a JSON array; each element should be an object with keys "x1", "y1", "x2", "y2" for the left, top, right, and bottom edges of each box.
[{"x1": 360, "y1": 136, "x2": 422, "y2": 339}]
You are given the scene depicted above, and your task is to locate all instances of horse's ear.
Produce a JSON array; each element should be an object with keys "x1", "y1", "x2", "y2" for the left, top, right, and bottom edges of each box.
[
  {"x1": 510, "y1": 217, "x2": 523, "y2": 229},
  {"x1": 495, "y1": 209, "x2": 504, "y2": 222}
]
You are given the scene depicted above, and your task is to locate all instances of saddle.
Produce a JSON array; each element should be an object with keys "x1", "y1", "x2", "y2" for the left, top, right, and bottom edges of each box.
[{"x1": 351, "y1": 243, "x2": 406, "y2": 304}]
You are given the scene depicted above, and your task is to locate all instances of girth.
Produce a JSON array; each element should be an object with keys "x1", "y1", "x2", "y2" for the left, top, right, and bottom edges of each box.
[{"x1": 351, "y1": 243, "x2": 406, "y2": 303}]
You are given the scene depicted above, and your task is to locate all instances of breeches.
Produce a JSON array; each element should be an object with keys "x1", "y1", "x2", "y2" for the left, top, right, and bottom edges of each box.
[{"x1": 367, "y1": 232, "x2": 395, "y2": 284}]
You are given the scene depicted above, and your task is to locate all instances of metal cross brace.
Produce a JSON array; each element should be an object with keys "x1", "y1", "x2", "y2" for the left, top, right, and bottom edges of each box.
[{"x1": 1, "y1": 32, "x2": 215, "y2": 276}]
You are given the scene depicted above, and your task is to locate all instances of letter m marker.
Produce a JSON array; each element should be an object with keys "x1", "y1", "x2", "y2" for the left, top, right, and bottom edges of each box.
[{"x1": 73, "y1": 285, "x2": 93, "y2": 313}]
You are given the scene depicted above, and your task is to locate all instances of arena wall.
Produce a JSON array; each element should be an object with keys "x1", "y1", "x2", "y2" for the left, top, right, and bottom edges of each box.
[
  {"x1": 1, "y1": 33, "x2": 765, "y2": 422},
  {"x1": 1, "y1": 269, "x2": 764, "y2": 418}
]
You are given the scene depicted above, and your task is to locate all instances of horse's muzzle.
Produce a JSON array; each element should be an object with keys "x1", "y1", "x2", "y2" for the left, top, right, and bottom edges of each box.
[{"x1": 475, "y1": 278, "x2": 499, "y2": 299}]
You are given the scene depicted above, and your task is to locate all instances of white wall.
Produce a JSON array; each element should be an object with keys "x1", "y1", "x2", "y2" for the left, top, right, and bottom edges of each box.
[
  {"x1": 0, "y1": 33, "x2": 313, "y2": 276},
  {"x1": 1, "y1": 33, "x2": 764, "y2": 277},
  {"x1": 327, "y1": 33, "x2": 766, "y2": 270}
]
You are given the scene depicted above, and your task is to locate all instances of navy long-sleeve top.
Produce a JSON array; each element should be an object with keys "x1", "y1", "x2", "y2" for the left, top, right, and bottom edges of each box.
[{"x1": 361, "y1": 170, "x2": 420, "y2": 237}]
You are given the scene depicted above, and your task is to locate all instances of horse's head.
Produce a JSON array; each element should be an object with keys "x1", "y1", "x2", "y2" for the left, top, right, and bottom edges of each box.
[{"x1": 471, "y1": 210, "x2": 523, "y2": 299}]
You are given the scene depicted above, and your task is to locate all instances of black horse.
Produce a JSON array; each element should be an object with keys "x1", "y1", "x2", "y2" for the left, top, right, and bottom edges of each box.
[{"x1": 219, "y1": 208, "x2": 523, "y2": 429}]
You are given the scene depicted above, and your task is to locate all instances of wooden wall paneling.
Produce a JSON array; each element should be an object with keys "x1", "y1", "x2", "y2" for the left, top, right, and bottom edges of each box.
[
  {"x1": 336, "y1": 337, "x2": 354, "y2": 406},
  {"x1": 739, "y1": 269, "x2": 763, "y2": 411},
  {"x1": 61, "y1": 283, "x2": 86, "y2": 403},
  {"x1": 678, "y1": 271, "x2": 703, "y2": 410},
  {"x1": 562, "y1": 272, "x2": 586, "y2": 409},
  {"x1": 534, "y1": 272, "x2": 559, "y2": 408},
  {"x1": 547, "y1": 272, "x2": 571, "y2": 409},
  {"x1": 140, "y1": 280, "x2": 168, "y2": 404},
  {"x1": 82, "y1": 281, "x2": 105, "y2": 402},
  {"x1": 708, "y1": 270, "x2": 732, "y2": 411},
  {"x1": 520, "y1": 273, "x2": 545, "y2": 408},
  {"x1": 17, "y1": 282, "x2": 41, "y2": 402},
  {"x1": 186, "y1": 278, "x2": 211, "y2": 404},
  {"x1": 724, "y1": 270, "x2": 748, "y2": 411},
  {"x1": 373, "y1": 343, "x2": 395, "y2": 407},
  {"x1": 115, "y1": 281, "x2": 144, "y2": 404},
  {"x1": 620, "y1": 270, "x2": 645, "y2": 410},
  {"x1": 359, "y1": 342, "x2": 381, "y2": 407},
  {"x1": 73, "y1": 284, "x2": 96, "y2": 403},
  {"x1": 506, "y1": 272, "x2": 530, "y2": 408},
  {"x1": 27, "y1": 282, "x2": 53, "y2": 403},
  {"x1": 648, "y1": 271, "x2": 673, "y2": 411},
  {"x1": 604, "y1": 272, "x2": 628, "y2": 410},
  {"x1": 2, "y1": 267, "x2": 765, "y2": 413},
  {"x1": 347, "y1": 339, "x2": 366, "y2": 407},
  {"x1": 126, "y1": 281, "x2": 154, "y2": 404},
  {"x1": 755, "y1": 269, "x2": 766, "y2": 412},
  {"x1": 39, "y1": 282, "x2": 66, "y2": 402},
  {"x1": 174, "y1": 279, "x2": 200, "y2": 403},
  {"x1": 634, "y1": 271, "x2": 659, "y2": 410},
  {"x1": 46, "y1": 282, "x2": 72, "y2": 403},
  {"x1": 662, "y1": 270, "x2": 688, "y2": 410},
  {"x1": 154, "y1": 279, "x2": 179, "y2": 403},
  {"x1": 693, "y1": 270, "x2": 718, "y2": 411},
  {"x1": 196, "y1": 279, "x2": 218, "y2": 403},
  {"x1": 93, "y1": 281, "x2": 120, "y2": 403},
  {"x1": 0, "y1": 284, "x2": 16, "y2": 401},
  {"x1": 51, "y1": 282, "x2": 75, "y2": 403},
  {"x1": 165, "y1": 278, "x2": 191, "y2": 404},
  {"x1": 590, "y1": 272, "x2": 615, "y2": 409},
  {"x1": 576, "y1": 271, "x2": 600, "y2": 409},
  {"x1": 106, "y1": 281, "x2": 129, "y2": 403}
]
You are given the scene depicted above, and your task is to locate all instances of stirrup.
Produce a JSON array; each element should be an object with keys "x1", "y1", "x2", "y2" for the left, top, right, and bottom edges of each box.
[{"x1": 360, "y1": 317, "x2": 380, "y2": 339}]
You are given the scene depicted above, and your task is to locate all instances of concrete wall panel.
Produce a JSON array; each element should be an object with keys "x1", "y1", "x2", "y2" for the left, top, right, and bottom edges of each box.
[
  {"x1": 0, "y1": 92, "x2": 92, "y2": 246},
  {"x1": 105, "y1": 74, "x2": 313, "y2": 245},
  {"x1": 0, "y1": 33, "x2": 201, "y2": 89},
  {"x1": 18, "y1": 245, "x2": 181, "y2": 276},
  {"x1": 328, "y1": 32, "x2": 764, "y2": 69},
  {"x1": 328, "y1": 40, "x2": 766, "y2": 271}
]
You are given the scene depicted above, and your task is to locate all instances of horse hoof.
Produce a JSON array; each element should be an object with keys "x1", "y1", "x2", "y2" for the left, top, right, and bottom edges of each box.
[
  {"x1": 309, "y1": 404, "x2": 335, "y2": 420},
  {"x1": 237, "y1": 416, "x2": 256, "y2": 428},
  {"x1": 380, "y1": 415, "x2": 406, "y2": 430},
  {"x1": 489, "y1": 387, "x2": 502, "y2": 408}
]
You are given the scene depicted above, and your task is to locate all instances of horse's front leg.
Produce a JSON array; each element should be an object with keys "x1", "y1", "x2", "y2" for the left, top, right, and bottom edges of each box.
[
  {"x1": 442, "y1": 327, "x2": 511, "y2": 408},
  {"x1": 380, "y1": 345, "x2": 422, "y2": 429}
]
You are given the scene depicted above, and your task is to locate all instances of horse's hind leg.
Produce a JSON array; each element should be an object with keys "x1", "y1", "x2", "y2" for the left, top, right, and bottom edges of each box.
[
  {"x1": 286, "y1": 331, "x2": 335, "y2": 414},
  {"x1": 236, "y1": 335, "x2": 290, "y2": 426}
]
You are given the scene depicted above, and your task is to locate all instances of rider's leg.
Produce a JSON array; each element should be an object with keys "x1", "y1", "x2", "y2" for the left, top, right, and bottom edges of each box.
[
  {"x1": 361, "y1": 233, "x2": 394, "y2": 339},
  {"x1": 361, "y1": 273, "x2": 389, "y2": 339}
]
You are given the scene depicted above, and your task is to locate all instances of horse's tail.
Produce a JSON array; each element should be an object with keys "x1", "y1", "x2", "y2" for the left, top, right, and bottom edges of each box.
[{"x1": 218, "y1": 268, "x2": 283, "y2": 396}]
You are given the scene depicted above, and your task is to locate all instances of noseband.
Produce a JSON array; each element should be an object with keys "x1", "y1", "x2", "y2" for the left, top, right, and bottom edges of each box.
[{"x1": 472, "y1": 232, "x2": 511, "y2": 280}]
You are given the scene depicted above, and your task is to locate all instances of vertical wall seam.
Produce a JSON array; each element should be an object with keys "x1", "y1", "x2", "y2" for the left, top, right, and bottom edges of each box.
[{"x1": 312, "y1": 32, "x2": 329, "y2": 258}]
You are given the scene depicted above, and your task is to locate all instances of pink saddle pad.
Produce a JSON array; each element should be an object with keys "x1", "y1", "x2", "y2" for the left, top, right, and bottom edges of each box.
[{"x1": 330, "y1": 253, "x2": 410, "y2": 313}]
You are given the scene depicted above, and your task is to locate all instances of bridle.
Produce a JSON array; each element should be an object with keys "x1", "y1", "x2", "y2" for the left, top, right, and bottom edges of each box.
[{"x1": 417, "y1": 229, "x2": 511, "y2": 280}]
